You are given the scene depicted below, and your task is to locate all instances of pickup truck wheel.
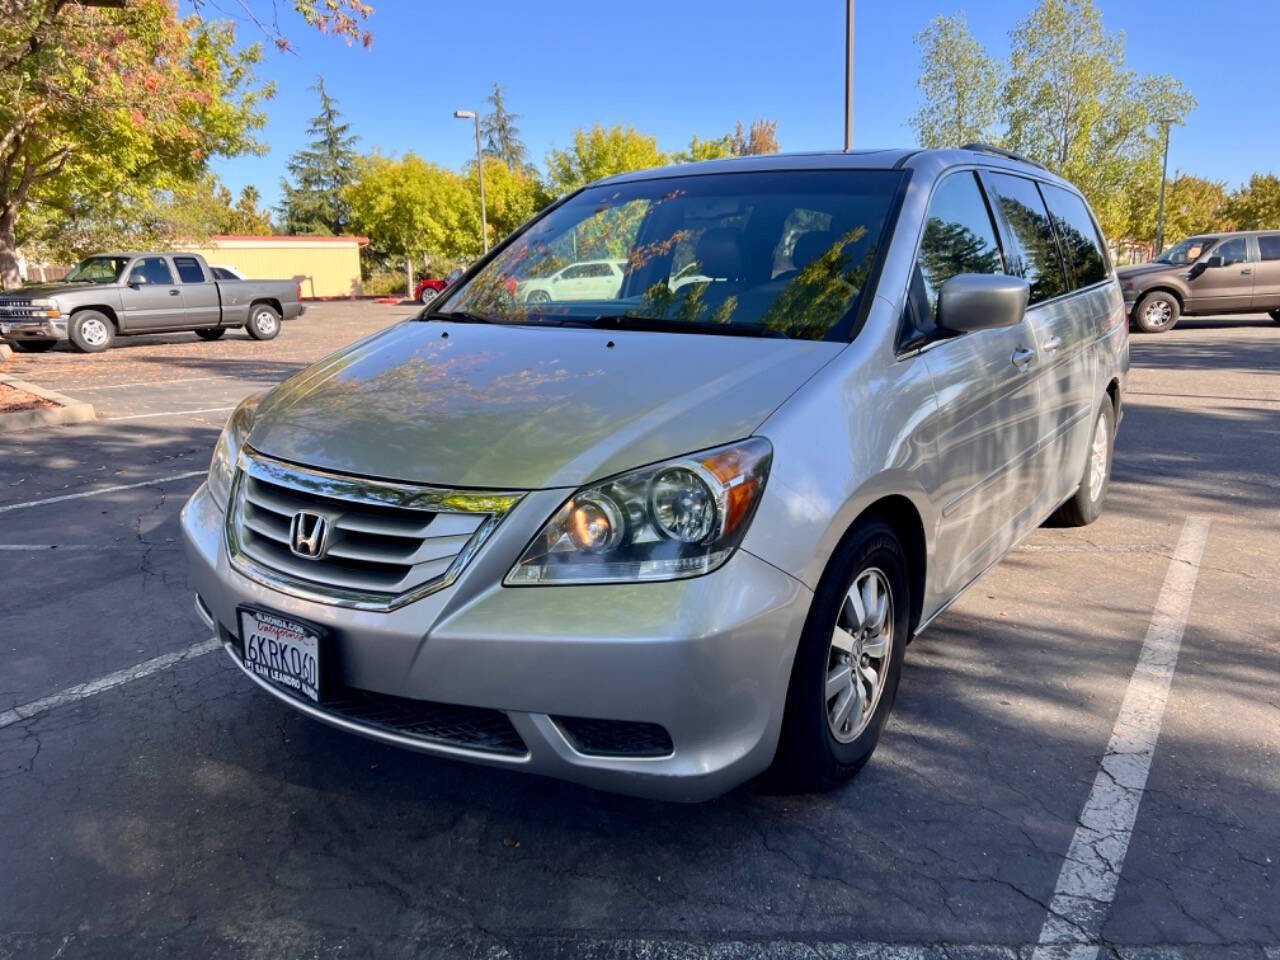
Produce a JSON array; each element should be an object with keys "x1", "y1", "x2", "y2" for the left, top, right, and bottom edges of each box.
[
  {"x1": 10, "y1": 339, "x2": 57, "y2": 353},
  {"x1": 1133, "y1": 291, "x2": 1180, "y2": 333},
  {"x1": 419, "y1": 286, "x2": 439, "y2": 305},
  {"x1": 195, "y1": 328, "x2": 226, "y2": 341},
  {"x1": 770, "y1": 520, "x2": 908, "y2": 793},
  {"x1": 68, "y1": 311, "x2": 114, "y2": 353},
  {"x1": 246, "y1": 304, "x2": 280, "y2": 341}
]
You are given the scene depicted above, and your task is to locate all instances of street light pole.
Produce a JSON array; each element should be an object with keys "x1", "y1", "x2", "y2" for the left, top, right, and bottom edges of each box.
[
  {"x1": 454, "y1": 109, "x2": 488, "y2": 254},
  {"x1": 844, "y1": 0, "x2": 854, "y2": 151},
  {"x1": 1154, "y1": 118, "x2": 1174, "y2": 257}
]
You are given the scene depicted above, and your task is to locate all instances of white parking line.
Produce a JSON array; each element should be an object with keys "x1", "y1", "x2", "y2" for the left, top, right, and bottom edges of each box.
[
  {"x1": 0, "y1": 639, "x2": 220, "y2": 731},
  {"x1": 105, "y1": 406, "x2": 235, "y2": 421},
  {"x1": 64, "y1": 376, "x2": 230, "y2": 391},
  {"x1": 0, "y1": 470, "x2": 205, "y2": 514},
  {"x1": 1032, "y1": 515, "x2": 1211, "y2": 960}
]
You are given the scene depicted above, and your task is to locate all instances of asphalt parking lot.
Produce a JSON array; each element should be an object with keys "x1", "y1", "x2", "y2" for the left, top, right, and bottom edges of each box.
[{"x1": 1, "y1": 305, "x2": 1276, "y2": 960}]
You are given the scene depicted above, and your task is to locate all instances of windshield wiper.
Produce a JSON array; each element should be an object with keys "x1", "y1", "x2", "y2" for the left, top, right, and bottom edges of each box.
[
  {"x1": 422, "y1": 310, "x2": 497, "y2": 324},
  {"x1": 586, "y1": 315, "x2": 791, "y2": 339}
]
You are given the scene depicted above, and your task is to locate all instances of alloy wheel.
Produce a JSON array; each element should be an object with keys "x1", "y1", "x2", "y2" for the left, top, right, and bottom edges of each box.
[
  {"x1": 1088, "y1": 412, "x2": 1109, "y2": 502},
  {"x1": 826, "y1": 568, "x2": 894, "y2": 743},
  {"x1": 80, "y1": 317, "x2": 109, "y2": 347},
  {"x1": 1143, "y1": 299, "x2": 1172, "y2": 328}
]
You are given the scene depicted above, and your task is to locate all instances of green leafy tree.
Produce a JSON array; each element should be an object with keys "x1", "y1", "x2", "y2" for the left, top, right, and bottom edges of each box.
[
  {"x1": 676, "y1": 120, "x2": 781, "y2": 163},
  {"x1": 279, "y1": 78, "x2": 360, "y2": 235},
  {"x1": 999, "y1": 0, "x2": 1195, "y2": 238},
  {"x1": 0, "y1": 0, "x2": 270, "y2": 288},
  {"x1": 545, "y1": 124, "x2": 667, "y2": 195},
  {"x1": 467, "y1": 157, "x2": 550, "y2": 246},
  {"x1": 480, "y1": 83, "x2": 530, "y2": 171},
  {"x1": 1225, "y1": 173, "x2": 1280, "y2": 230},
  {"x1": 910, "y1": 14, "x2": 1000, "y2": 148},
  {"x1": 346, "y1": 152, "x2": 481, "y2": 293},
  {"x1": 226, "y1": 185, "x2": 275, "y2": 235}
]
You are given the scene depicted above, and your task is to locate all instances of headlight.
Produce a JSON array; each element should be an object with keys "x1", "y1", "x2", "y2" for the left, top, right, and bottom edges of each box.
[
  {"x1": 207, "y1": 393, "x2": 264, "y2": 511},
  {"x1": 506, "y1": 438, "x2": 772, "y2": 585}
]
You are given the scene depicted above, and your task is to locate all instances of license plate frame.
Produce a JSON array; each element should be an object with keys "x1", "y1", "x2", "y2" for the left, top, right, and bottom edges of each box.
[{"x1": 237, "y1": 606, "x2": 328, "y2": 703}]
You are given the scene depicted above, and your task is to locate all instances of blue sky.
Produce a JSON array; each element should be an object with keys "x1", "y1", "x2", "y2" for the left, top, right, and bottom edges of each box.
[{"x1": 208, "y1": 0, "x2": 1280, "y2": 210}]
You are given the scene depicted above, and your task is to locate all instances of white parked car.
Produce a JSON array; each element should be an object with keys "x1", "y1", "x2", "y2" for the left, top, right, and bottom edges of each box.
[
  {"x1": 208, "y1": 264, "x2": 247, "y2": 281},
  {"x1": 519, "y1": 259, "x2": 626, "y2": 304}
]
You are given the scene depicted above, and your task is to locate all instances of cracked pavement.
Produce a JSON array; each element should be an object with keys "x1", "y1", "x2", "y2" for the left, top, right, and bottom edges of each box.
[{"x1": 0, "y1": 308, "x2": 1276, "y2": 959}]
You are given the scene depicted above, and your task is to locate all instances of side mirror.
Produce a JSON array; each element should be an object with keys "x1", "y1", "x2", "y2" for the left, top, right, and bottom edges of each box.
[
  {"x1": 937, "y1": 274, "x2": 1030, "y2": 333},
  {"x1": 127, "y1": 275, "x2": 146, "y2": 287},
  {"x1": 1204, "y1": 255, "x2": 1224, "y2": 269}
]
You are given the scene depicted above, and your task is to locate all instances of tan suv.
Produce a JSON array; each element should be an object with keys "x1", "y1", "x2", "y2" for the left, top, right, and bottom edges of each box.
[{"x1": 1117, "y1": 230, "x2": 1280, "y2": 332}]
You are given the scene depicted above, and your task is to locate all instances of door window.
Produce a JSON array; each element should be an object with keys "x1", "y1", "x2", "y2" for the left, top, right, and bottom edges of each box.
[
  {"x1": 1041, "y1": 185, "x2": 1109, "y2": 289},
  {"x1": 560, "y1": 265, "x2": 592, "y2": 280},
  {"x1": 1256, "y1": 235, "x2": 1280, "y2": 261},
  {"x1": 986, "y1": 173, "x2": 1070, "y2": 304},
  {"x1": 173, "y1": 256, "x2": 206, "y2": 283},
  {"x1": 129, "y1": 257, "x2": 175, "y2": 286},
  {"x1": 1215, "y1": 237, "x2": 1248, "y2": 266},
  {"x1": 916, "y1": 171, "x2": 1006, "y2": 322}
]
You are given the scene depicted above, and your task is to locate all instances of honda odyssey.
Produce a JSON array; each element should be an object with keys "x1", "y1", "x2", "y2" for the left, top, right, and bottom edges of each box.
[{"x1": 182, "y1": 145, "x2": 1128, "y2": 801}]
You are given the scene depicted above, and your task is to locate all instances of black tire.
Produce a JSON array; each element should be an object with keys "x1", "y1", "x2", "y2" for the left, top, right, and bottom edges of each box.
[
  {"x1": 245, "y1": 303, "x2": 281, "y2": 341},
  {"x1": 1132, "y1": 291, "x2": 1180, "y2": 333},
  {"x1": 195, "y1": 328, "x2": 226, "y2": 341},
  {"x1": 525, "y1": 289, "x2": 551, "y2": 305},
  {"x1": 9, "y1": 339, "x2": 56, "y2": 353},
  {"x1": 419, "y1": 286, "x2": 439, "y2": 306},
  {"x1": 1049, "y1": 399, "x2": 1115, "y2": 527},
  {"x1": 1269, "y1": 309, "x2": 1280, "y2": 324},
  {"x1": 68, "y1": 310, "x2": 114, "y2": 353},
  {"x1": 771, "y1": 520, "x2": 910, "y2": 792}
]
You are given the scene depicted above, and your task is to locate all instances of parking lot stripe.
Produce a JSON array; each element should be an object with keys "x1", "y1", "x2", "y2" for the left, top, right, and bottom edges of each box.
[
  {"x1": 1032, "y1": 515, "x2": 1212, "y2": 959},
  {"x1": 105, "y1": 405, "x2": 236, "y2": 421},
  {"x1": 0, "y1": 638, "x2": 220, "y2": 731},
  {"x1": 67, "y1": 376, "x2": 230, "y2": 391},
  {"x1": 0, "y1": 470, "x2": 205, "y2": 514}
]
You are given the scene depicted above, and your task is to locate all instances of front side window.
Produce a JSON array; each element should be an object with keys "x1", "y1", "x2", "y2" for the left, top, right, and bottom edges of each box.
[
  {"x1": 173, "y1": 256, "x2": 206, "y2": 284},
  {"x1": 1259, "y1": 235, "x2": 1280, "y2": 261},
  {"x1": 987, "y1": 173, "x2": 1069, "y2": 303},
  {"x1": 1215, "y1": 237, "x2": 1248, "y2": 266},
  {"x1": 917, "y1": 171, "x2": 1005, "y2": 321},
  {"x1": 1042, "y1": 185, "x2": 1109, "y2": 289},
  {"x1": 440, "y1": 170, "x2": 903, "y2": 340},
  {"x1": 129, "y1": 257, "x2": 175, "y2": 286}
]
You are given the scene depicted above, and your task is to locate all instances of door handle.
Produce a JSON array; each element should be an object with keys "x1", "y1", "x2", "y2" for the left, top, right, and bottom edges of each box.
[
  {"x1": 1012, "y1": 346, "x2": 1036, "y2": 369},
  {"x1": 1043, "y1": 335, "x2": 1063, "y2": 353},
  {"x1": 1240, "y1": 268, "x2": 1253, "y2": 276},
  {"x1": 168, "y1": 289, "x2": 181, "y2": 296}
]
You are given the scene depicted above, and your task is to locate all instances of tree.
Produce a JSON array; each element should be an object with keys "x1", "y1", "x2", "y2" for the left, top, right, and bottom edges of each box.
[
  {"x1": 190, "y1": 0, "x2": 375, "y2": 51},
  {"x1": 909, "y1": 14, "x2": 1000, "y2": 148},
  {"x1": 346, "y1": 152, "x2": 481, "y2": 292},
  {"x1": 278, "y1": 78, "x2": 360, "y2": 235},
  {"x1": 999, "y1": 0, "x2": 1194, "y2": 238},
  {"x1": 467, "y1": 157, "x2": 550, "y2": 246},
  {"x1": 480, "y1": 83, "x2": 529, "y2": 171},
  {"x1": 1225, "y1": 173, "x2": 1280, "y2": 230},
  {"x1": 545, "y1": 124, "x2": 667, "y2": 195},
  {"x1": 226, "y1": 185, "x2": 275, "y2": 235},
  {"x1": 0, "y1": 0, "x2": 270, "y2": 288},
  {"x1": 729, "y1": 119, "x2": 780, "y2": 156}
]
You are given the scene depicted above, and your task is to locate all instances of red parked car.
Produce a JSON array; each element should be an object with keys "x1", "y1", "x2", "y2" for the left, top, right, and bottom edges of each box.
[{"x1": 414, "y1": 276, "x2": 447, "y2": 305}]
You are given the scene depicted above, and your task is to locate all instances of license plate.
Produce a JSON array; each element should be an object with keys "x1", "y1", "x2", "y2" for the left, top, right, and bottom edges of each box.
[{"x1": 239, "y1": 609, "x2": 322, "y2": 702}]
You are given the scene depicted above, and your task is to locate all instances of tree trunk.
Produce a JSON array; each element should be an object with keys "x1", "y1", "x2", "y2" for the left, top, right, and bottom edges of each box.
[{"x1": 0, "y1": 207, "x2": 22, "y2": 291}]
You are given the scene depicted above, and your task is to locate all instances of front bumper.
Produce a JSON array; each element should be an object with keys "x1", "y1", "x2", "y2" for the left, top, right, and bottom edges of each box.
[
  {"x1": 181, "y1": 482, "x2": 812, "y2": 801},
  {"x1": 0, "y1": 319, "x2": 67, "y2": 342}
]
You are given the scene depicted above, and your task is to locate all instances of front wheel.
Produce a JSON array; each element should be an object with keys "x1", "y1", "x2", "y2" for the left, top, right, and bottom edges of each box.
[
  {"x1": 419, "y1": 286, "x2": 439, "y2": 306},
  {"x1": 246, "y1": 304, "x2": 281, "y2": 341},
  {"x1": 1133, "y1": 291, "x2": 1180, "y2": 333},
  {"x1": 1049, "y1": 399, "x2": 1115, "y2": 527},
  {"x1": 9, "y1": 339, "x2": 57, "y2": 353},
  {"x1": 68, "y1": 310, "x2": 114, "y2": 353},
  {"x1": 771, "y1": 520, "x2": 909, "y2": 792},
  {"x1": 195, "y1": 328, "x2": 225, "y2": 341},
  {"x1": 525, "y1": 289, "x2": 551, "y2": 305}
]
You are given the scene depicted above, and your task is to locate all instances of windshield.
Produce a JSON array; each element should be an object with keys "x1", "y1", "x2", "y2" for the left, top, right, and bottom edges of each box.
[
  {"x1": 439, "y1": 169, "x2": 903, "y2": 340},
  {"x1": 65, "y1": 256, "x2": 131, "y2": 283},
  {"x1": 1155, "y1": 237, "x2": 1213, "y2": 265}
]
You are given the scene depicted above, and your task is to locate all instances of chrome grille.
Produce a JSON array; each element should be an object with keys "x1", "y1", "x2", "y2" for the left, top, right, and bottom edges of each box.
[{"x1": 228, "y1": 449, "x2": 522, "y2": 610}]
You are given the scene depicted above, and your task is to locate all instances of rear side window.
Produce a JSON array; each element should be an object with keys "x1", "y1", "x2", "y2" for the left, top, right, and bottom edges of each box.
[
  {"x1": 1258, "y1": 235, "x2": 1280, "y2": 261},
  {"x1": 986, "y1": 173, "x2": 1069, "y2": 304},
  {"x1": 1042, "y1": 185, "x2": 1108, "y2": 288},
  {"x1": 173, "y1": 256, "x2": 206, "y2": 283},
  {"x1": 917, "y1": 171, "x2": 1006, "y2": 321}
]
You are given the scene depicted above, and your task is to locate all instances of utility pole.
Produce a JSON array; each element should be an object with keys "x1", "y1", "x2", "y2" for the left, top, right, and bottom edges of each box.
[
  {"x1": 844, "y1": 0, "x2": 854, "y2": 150},
  {"x1": 1154, "y1": 118, "x2": 1174, "y2": 257}
]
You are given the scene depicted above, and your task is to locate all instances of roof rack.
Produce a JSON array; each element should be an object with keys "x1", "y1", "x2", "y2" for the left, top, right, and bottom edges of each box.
[{"x1": 959, "y1": 143, "x2": 1048, "y2": 170}]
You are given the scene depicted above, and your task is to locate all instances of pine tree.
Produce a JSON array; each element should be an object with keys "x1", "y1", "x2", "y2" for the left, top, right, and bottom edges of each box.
[
  {"x1": 480, "y1": 83, "x2": 529, "y2": 171},
  {"x1": 278, "y1": 78, "x2": 360, "y2": 235}
]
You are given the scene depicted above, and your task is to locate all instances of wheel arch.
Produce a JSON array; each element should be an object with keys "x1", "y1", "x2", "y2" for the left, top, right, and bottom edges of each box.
[
  {"x1": 1135, "y1": 285, "x2": 1184, "y2": 311},
  {"x1": 249, "y1": 297, "x2": 283, "y2": 317},
  {"x1": 70, "y1": 304, "x2": 119, "y2": 329}
]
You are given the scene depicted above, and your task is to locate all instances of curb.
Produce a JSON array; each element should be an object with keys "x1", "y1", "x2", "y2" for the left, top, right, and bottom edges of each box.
[
  {"x1": 0, "y1": 374, "x2": 96, "y2": 432},
  {"x1": 0, "y1": 344, "x2": 12, "y2": 363}
]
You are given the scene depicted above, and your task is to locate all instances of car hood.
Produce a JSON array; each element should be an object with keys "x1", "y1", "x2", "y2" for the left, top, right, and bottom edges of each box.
[
  {"x1": 249, "y1": 321, "x2": 842, "y2": 490},
  {"x1": 1116, "y1": 262, "x2": 1177, "y2": 279},
  {"x1": 0, "y1": 282, "x2": 101, "y2": 299}
]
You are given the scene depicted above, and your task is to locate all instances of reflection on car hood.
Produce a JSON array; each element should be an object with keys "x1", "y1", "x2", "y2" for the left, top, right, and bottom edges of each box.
[
  {"x1": 1116, "y1": 262, "x2": 1177, "y2": 278},
  {"x1": 249, "y1": 321, "x2": 842, "y2": 489},
  {"x1": 0, "y1": 282, "x2": 91, "y2": 299}
]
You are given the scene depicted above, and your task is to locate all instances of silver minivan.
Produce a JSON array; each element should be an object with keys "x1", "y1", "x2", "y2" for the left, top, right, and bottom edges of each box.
[{"x1": 182, "y1": 146, "x2": 1128, "y2": 801}]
